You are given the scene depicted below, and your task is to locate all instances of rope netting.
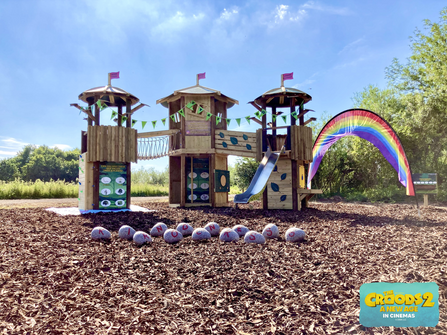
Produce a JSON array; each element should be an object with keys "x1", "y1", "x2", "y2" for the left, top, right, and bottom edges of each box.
[{"x1": 137, "y1": 135, "x2": 174, "y2": 160}]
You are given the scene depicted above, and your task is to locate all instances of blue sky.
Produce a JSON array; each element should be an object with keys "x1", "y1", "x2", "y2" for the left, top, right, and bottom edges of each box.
[{"x1": 1, "y1": 0, "x2": 445, "y2": 171}]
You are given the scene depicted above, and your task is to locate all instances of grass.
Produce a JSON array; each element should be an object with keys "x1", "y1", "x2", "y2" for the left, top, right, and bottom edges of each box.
[{"x1": 0, "y1": 179, "x2": 170, "y2": 199}]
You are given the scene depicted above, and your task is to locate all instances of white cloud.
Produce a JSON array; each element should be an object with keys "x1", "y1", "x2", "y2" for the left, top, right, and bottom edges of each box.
[
  {"x1": 51, "y1": 144, "x2": 72, "y2": 150},
  {"x1": 220, "y1": 7, "x2": 239, "y2": 20},
  {"x1": 338, "y1": 38, "x2": 365, "y2": 55},
  {"x1": 302, "y1": 1, "x2": 353, "y2": 16},
  {"x1": 275, "y1": 4, "x2": 289, "y2": 23},
  {"x1": 0, "y1": 137, "x2": 29, "y2": 158}
]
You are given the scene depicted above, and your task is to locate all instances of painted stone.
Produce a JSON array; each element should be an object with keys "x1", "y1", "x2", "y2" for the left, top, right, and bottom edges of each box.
[
  {"x1": 150, "y1": 222, "x2": 168, "y2": 237},
  {"x1": 192, "y1": 228, "x2": 211, "y2": 241},
  {"x1": 118, "y1": 225, "x2": 136, "y2": 240},
  {"x1": 204, "y1": 222, "x2": 220, "y2": 236},
  {"x1": 91, "y1": 227, "x2": 111, "y2": 240},
  {"x1": 219, "y1": 228, "x2": 239, "y2": 242},
  {"x1": 285, "y1": 228, "x2": 306, "y2": 242},
  {"x1": 232, "y1": 225, "x2": 249, "y2": 237},
  {"x1": 244, "y1": 231, "x2": 266, "y2": 244},
  {"x1": 133, "y1": 231, "x2": 153, "y2": 245},
  {"x1": 176, "y1": 223, "x2": 194, "y2": 236},
  {"x1": 262, "y1": 224, "x2": 279, "y2": 239},
  {"x1": 164, "y1": 229, "x2": 183, "y2": 244}
]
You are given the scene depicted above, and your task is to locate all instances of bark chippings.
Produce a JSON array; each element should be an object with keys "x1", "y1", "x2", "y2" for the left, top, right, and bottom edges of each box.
[{"x1": 0, "y1": 201, "x2": 446, "y2": 334}]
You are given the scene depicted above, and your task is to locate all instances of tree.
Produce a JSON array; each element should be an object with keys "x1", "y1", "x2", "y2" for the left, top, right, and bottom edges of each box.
[
  {"x1": 233, "y1": 158, "x2": 259, "y2": 191},
  {"x1": 0, "y1": 159, "x2": 19, "y2": 181}
]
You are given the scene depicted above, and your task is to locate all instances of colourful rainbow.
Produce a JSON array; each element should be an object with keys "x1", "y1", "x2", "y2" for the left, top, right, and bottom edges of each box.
[{"x1": 307, "y1": 109, "x2": 415, "y2": 196}]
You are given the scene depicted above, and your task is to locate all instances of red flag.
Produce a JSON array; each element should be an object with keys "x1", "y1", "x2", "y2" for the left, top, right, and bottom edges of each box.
[
  {"x1": 197, "y1": 72, "x2": 206, "y2": 80},
  {"x1": 110, "y1": 72, "x2": 120, "y2": 79},
  {"x1": 282, "y1": 72, "x2": 293, "y2": 80}
]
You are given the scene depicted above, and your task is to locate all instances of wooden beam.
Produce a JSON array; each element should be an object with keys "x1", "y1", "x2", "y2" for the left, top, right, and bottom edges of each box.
[
  {"x1": 248, "y1": 101, "x2": 263, "y2": 112},
  {"x1": 303, "y1": 117, "x2": 317, "y2": 126},
  {"x1": 70, "y1": 103, "x2": 95, "y2": 121},
  {"x1": 138, "y1": 129, "x2": 180, "y2": 138},
  {"x1": 127, "y1": 103, "x2": 149, "y2": 115},
  {"x1": 250, "y1": 117, "x2": 263, "y2": 125},
  {"x1": 126, "y1": 99, "x2": 131, "y2": 128}
]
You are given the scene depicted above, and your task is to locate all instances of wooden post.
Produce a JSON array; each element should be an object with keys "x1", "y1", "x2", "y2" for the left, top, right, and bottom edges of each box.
[
  {"x1": 272, "y1": 106, "x2": 277, "y2": 151},
  {"x1": 424, "y1": 194, "x2": 429, "y2": 207},
  {"x1": 95, "y1": 102, "x2": 100, "y2": 126},
  {"x1": 290, "y1": 97, "x2": 296, "y2": 126},
  {"x1": 261, "y1": 101, "x2": 268, "y2": 210},
  {"x1": 93, "y1": 162, "x2": 100, "y2": 209},
  {"x1": 190, "y1": 157, "x2": 194, "y2": 203},
  {"x1": 292, "y1": 160, "x2": 298, "y2": 211},
  {"x1": 181, "y1": 96, "x2": 185, "y2": 149},
  {"x1": 126, "y1": 162, "x2": 131, "y2": 208},
  {"x1": 126, "y1": 99, "x2": 132, "y2": 128},
  {"x1": 210, "y1": 154, "x2": 215, "y2": 206},
  {"x1": 87, "y1": 103, "x2": 93, "y2": 126},
  {"x1": 180, "y1": 155, "x2": 186, "y2": 207},
  {"x1": 299, "y1": 100, "x2": 304, "y2": 126},
  {"x1": 118, "y1": 105, "x2": 122, "y2": 127},
  {"x1": 210, "y1": 97, "x2": 215, "y2": 149}
]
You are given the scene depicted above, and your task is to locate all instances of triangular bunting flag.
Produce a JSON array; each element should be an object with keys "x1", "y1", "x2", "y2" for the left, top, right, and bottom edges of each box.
[
  {"x1": 96, "y1": 100, "x2": 102, "y2": 109},
  {"x1": 245, "y1": 116, "x2": 251, "y2": 124},
  {"x1": 206, "y1": 112, "x2": 212, "y2": 121},
  {"x1": 226, "y1": 119, "x2": 231, "y2": 127},
  {"x1": 261, "y1": 109, "x2": 267, "y2": 116},
  {"x1": 132, "y1": 119, "x2": 137, "y2": 127},
  {"x1": 236, "y1": 118, "x2": 241, "y2": 126},
  {"x1": 291, "y1": 111, "x2": 298, "y2": 120},
  {"x1": 197, "y1": 106, "x2": 204, "y2": 114},
  {"x1": 281, "y1": 115, "x2": 287, "y2": 124},
  {"x1": 161, "y1": 118, "x2": 166, "y2": 126},
  {"x1": 254, "y1": 111, "x2": 261, "y2": 119},
  {"x1": 272, "y1": 114, "x2": 277, "y2": 122},
  {"x1": 152, "y1": 120, "x2": 157, "y2": 129},
  {"x1": 186, "y1": 101, "x2": 196, "y2": 110},
  {"x1": 121, "y1": 116, "x2": 127, "y2": 125},
  {"x1": 216, "y1": 116, "x2": 221, "y2": 125},
  {"x1": 178, "y1": 108, "x2": 185, "y2": 117},
  {"x1": 170, "y1": 114, "x2": 176, "y2": 122},
  {"x1": 90, "y1": 105, "x2": 95, "y2": 113},
  {"x1": 300, "y1": 102, "x2": 304, "y2": 110},
  {"x1": 110, "y1": 111, "x2": 118, "y2": 120},
  {"x1": 141, "y1": 121, "x2": 147, "y2": 129}
]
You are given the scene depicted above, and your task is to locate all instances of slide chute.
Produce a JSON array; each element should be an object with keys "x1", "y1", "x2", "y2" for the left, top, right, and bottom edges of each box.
[{"x1": 307, "y1": 109, "x2": 415, "y2": 196}]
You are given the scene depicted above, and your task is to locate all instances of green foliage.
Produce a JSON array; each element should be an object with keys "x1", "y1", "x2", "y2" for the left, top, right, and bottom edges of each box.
[
  {"x1": 312, "y1": 8, "x2": 447, "y2": 203},
  {"x1": 0, "y1": 145, "x2": 81, "y2": 183},
  {"x1": 233, "y1": 157, "x2": 259, "y2": 191},
  {"x1": 130, "y1": 183, "x2": 168, "y2": 197},
  {"x1": 132, "y1": 166, "x2": 169, "y2": 186}
]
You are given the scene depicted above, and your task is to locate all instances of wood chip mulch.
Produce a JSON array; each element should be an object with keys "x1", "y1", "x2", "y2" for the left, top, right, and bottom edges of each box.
[{"x1": 0, "y1": 201, "x2": 446, "y2": 334}]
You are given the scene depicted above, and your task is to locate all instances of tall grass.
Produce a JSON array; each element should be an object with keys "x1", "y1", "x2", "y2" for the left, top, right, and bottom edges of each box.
[
  {"x1": 0, "y1": 179, "x2": 78, "y2": 199},
  {"x1": 0, "y1": 179, "x2": 169, "y2": 199}
]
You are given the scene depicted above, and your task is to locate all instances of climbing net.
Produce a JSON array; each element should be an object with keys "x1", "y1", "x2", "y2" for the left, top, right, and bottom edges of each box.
[{"x1": 138, "y1": 136, "x2": 173, "y2": 160}]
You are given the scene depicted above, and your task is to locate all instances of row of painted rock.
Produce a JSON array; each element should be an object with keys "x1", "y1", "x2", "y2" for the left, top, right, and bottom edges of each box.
[{"x1": 91, "y1": 222, "x2": 305, "y2": 245}]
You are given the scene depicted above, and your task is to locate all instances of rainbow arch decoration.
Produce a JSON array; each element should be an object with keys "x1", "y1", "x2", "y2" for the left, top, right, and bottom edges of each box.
[{"x1": 307, "y1": 109, "x2": 415, "y2": 196}]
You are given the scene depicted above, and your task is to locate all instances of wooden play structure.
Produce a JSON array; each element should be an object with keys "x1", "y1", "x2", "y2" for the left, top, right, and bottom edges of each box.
[
  {"x1": 72, "y1": 73, "x2": 321, "y2": 211},
  {"x1": 71, "y1": 74, "x2": 144, "y2": 210}
]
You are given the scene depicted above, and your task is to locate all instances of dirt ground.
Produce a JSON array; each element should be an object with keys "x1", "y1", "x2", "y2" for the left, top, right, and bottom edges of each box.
[{"x1": 0, "y1": 200, "x2": 446, "y2": 334}]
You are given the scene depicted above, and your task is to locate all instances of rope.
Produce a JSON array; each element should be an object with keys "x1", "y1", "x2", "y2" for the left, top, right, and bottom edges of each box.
[{"x1": 137, "y1": 135, "x2": 175, "y2": 160}]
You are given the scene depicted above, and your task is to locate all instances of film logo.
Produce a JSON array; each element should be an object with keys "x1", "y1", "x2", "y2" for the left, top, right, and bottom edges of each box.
[{"x1": 360, "y1": 282, "x2": 439, "y2": 327}]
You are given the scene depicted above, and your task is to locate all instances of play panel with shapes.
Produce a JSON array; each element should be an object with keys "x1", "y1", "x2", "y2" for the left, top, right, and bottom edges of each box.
[{"x1": 99, "y1": 162, "x2": 127, "y2": 209}]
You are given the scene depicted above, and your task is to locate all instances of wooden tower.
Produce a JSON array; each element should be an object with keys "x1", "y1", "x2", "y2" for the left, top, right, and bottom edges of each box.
[
  {"x1": 250, "y1": 75, "x2": 322, "y2": 210},
  {"x1": 156, "y1": 76, "x2": 239, "y2": 207},
  {"x1": 71, "y1": 74, "x2": 144, "y2": 210}
]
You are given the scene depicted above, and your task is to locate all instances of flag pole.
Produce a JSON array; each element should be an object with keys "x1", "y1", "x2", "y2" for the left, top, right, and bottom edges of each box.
[
  {"x1": 281, "y1": 74, "x2": 284, "y2": 88},
  {"x1": 108, "y1": 73, "x2": 111, "y2": 87},
  {"x1": 196, "y1": 74, "x2": 199, "y2": 86}
]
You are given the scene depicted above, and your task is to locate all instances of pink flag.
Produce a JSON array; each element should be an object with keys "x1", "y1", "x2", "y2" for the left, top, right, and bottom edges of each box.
[
  {"x1": 282, "y1": 72, "x2": 293, "y2": 80},
  {"x1": 110, "y1": 72, "x2": 120, "y2": 79},
  {"x1": 197, "y1": 72, "x2": 206, "y2": 80}
]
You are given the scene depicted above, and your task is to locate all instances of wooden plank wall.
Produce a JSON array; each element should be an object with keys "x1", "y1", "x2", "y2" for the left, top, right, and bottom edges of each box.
[
  {"x1": 87, "y1": 126, "x2": 137, "y2": 163},
  {"x1": 214, "y1": 154, "x2": 228, "y2": 207},
  {"x1": 290, "y1": 126, "x2": 313, "y2": 162},
  {"x1": 214, "y1": 130, "x2": 257, "y2": 158},
  {"x1": 78, "y1": 153, "x2": 93, "y2": 210},
  {"x1": 266, "y1": 158, "x2": 293, "y2": 210}
]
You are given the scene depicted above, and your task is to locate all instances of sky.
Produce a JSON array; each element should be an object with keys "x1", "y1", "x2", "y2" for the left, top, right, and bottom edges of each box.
[{"x1": 0, "y1": 0, "x2": 445, "y2": 171}]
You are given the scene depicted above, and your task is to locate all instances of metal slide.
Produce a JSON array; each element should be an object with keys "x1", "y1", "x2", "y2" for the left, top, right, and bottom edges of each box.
[{"x1": 233, "y1": 146, "x2": 285, "y2": 204}]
